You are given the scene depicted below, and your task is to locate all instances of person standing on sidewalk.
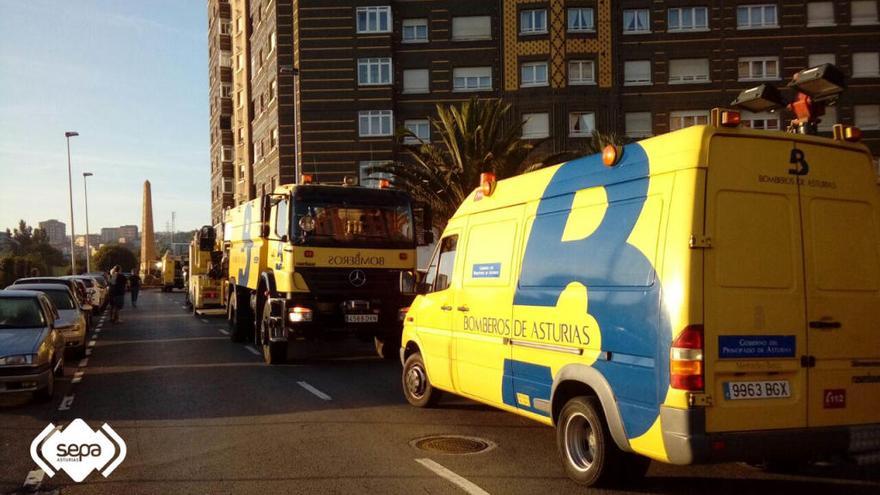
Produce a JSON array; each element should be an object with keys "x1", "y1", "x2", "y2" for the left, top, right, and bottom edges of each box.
[
  {"x1": 129, "y1": 272, "x2": 141, "y2": 308},
  {"x1": 109, "y1": 265, "x2": 127, "y2": 323}
]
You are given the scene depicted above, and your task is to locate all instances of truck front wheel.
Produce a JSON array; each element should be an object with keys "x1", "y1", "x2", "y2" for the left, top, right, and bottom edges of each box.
[{"x1": 260, "y1": 300, "x2": 286, "y2": 365}]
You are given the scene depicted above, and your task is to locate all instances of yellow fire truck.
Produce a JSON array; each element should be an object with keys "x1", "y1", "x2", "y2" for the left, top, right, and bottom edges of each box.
[
  {"x1": 159, "y1": 251, "x2": 185, "y2": 292},
  {"x1": 223, "y1": 181, "x2": 432, "y2": 364},
  {"x1": 186, "y1": 225, "x2": 227, "y2": 315}
]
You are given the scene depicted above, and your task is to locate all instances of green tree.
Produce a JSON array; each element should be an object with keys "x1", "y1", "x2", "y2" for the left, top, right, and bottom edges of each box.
[
  {"x1": 367, "y1": 97, "x2": 554, "y2": 229},
  {"x1": 93, "y1": 245, "x2": 139, "y2": 273},
  {"x1": 0, "y1": 220, "x2": 66, "y2": 283}
]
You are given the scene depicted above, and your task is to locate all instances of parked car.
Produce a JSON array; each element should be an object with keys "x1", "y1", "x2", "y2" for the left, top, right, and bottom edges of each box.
[
  {"x1": 64, "y1": 276, "x2": 103, "y2": 314},
  {"x1": 0, "y1": 290, "x2": 65, "y2": 401},
  {"x1": 11, "y1": 277, "x2": 93, "y2": 333},
  {"x1": 86, "y1": 273, "x2": 110, "y2": 310},
  {"x1": 6, "y1": 284, "x2": 87, "y2": 358}
]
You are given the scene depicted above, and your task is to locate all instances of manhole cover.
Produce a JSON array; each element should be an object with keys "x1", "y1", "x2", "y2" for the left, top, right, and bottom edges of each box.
[{"x1": 410, "y1": 435, "x2": 496, "y2": 455}]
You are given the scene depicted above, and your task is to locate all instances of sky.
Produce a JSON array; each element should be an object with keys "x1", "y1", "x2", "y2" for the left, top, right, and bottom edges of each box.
[{"x1": 0, "y1": 0, "x2": 210, "y2": 235}]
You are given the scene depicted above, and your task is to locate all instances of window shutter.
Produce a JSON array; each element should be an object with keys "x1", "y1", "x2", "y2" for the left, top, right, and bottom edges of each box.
[{"x1": 452, "y1": 16, "x2": 491, "y2": 40}]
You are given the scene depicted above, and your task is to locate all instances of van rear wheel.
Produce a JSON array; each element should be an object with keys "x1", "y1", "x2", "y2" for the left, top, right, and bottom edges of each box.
[
  {"x1": 402, "y1": 352, "x2": 441, "y2": 407},
  {"x1": 557, "y1": 396, "x2": 643, "y2": 487}
]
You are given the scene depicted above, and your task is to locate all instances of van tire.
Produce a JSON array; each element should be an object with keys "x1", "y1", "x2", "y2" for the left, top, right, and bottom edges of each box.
[
  {"x1": 374, "y1": 336, "x2": 400, "y2": 361},
  {"x1": 228, "y1": 291, "x2": 250, "y2": 342},
  {"x1": 402, "y1": 353, "x2": 441, "y2": 407},
  {"x1": 557, "y1": 396, "x2": 636, "y2": 487}
]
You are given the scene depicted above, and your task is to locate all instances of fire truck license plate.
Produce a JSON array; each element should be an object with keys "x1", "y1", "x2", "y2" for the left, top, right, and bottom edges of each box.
[
  {"x1": 345, "y1": 314, "x2": 378, "y2": 323},
  {"x1": 724, "y1": 380, "x2": 791, "y2": 400}
]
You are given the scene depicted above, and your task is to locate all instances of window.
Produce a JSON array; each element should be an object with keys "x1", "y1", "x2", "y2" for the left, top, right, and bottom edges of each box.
[
  {"x1": 220, "y1": 21, "x2": 232, "y2": 35},
  {"x1": 424, "y1": 235, "x2": 458, "y2": 292},
  {"x1": 669, "y1": 58, "x2": 710, "y2": 83},
  {"x1": 624, "y1": 60, "x2": 652, "y2": 85},
  {"x1": 569, "y1": 112, "x2": 595, "y2": 137},
  {"x1": 221, "y1": 146, "x2": 233, "y2": 162},
  {"x1": 453, "y1": 67, "x2": 492, "y2": 91},
  {"x1": 271, "y1": 127, "x2": 278, "y2": 148},
  {"x1": 270, "y1": 79, "x2": 277, "y2": 100},
  {"x1": 236, "y1": 17, "x2": 243, "y2": 33},
  {"x1": 404, "y1": 119, "x2": 430, "y2": 144},
  {"x1": 358, "y1": 58, "x2": 392, "y2": 85},
  {"x1": 274, "y1": 197, "x2": 289, "y2": 237},
  {"x1": 855, "y1": 105, "x2": 880, "y2": 130},
  {"x1": 403, "y1": 69, "x2": 430, "y2": 94},
  {"x1": 670, "y1": 110, "x2": 709, "y2": 130},
  {"x1": 220, "y1": 51, "x2": 232, "y2": 68},
  {"x1": 358, "y1": 110, "x2": 394, "y2": 136},
  {"x1": 238, "y1": 127, "x2": 245, "y2": 141},
  {"x1": 625, "y1": 112, "x2": 653, "y2": 138},
  {"x1": 224, "y1": 179, "x2": 233, "y2": 194},
  {"x1": 452, "y1": 16, "x2": 492, "y2": 40},
  {"x1": 623, "y1": 9, "x2": 650, "y2": 33},
  {"x1": 737, "y1": 4, "x2": 778, "y2": 29},
  {"x1": 569, "y1": 60, "x2": 595, "y2": 85},
  {"x1": 851, "y1": 1, "x2": 879, "y2": 25},
  {"x1": 738, "y1": 56, "x2": 779, "y2": 81},
  {"x1": 520, "y1": 9, "x2": 548, "y2": 34},
  {"x1": 402, "y1": 18, "x2": 428, "y2": 43},
  {"x1": 807, "y1": 2, "x2": 835, "y2": 26},
  {"x1": 568, "y1": 8, "x2": 595, "y2": 32},
  {"x1": 853, "y1": 52, "x2": 880, "y2": 78},
  {"x1": 668, "y1": 7, "x2": 709, "y2": 31},
  {"x1": 358, "y1": 161, "x2": 392, "y2": 188},
  {"x1": 356, "y1": 6, "x2": 391, "y2": 33},
  {"x1": 270, "y1": 31, "x2": 276, "y2": 51},
  {"x1": 808, "y1": 53, "x2": 836, "y2": 67},
  {"x1": 521, "y1": 62, "x2": 549, "y2": 87},
  {"x1": 522, "y1": 113, "x2": 550, "y2": 139},
  {"x1": 742, "y1": 111, "x2": 781, "y2": 130},
  {"x1": 221, "y1": 84, "x2": 232, "y2": 98},
  {"x1": 818, "y1": 106, "x2": 837, "y2": 131},
  {"x1": 236, "y1": 53, "x2": 244, "y2": 71}
]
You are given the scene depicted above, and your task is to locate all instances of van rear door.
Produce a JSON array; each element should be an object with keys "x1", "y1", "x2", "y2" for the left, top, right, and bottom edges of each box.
[
  {"x1": 795, "y1": 142, "x2": 880, "y2": 428},
  {"x1": 704, "y1": 136, "x2": 809, "y2": 433}
]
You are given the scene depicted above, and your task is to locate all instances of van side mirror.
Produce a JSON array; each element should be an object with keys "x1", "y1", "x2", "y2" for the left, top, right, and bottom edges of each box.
[{"x1": 400, "y1": 270, "x2": 416, "y2": 295}]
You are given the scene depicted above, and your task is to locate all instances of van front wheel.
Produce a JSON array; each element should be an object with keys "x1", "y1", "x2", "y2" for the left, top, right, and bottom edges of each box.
[
  {"x1": 402, "y1": 353, "x2": 441, "y2": 408},
  {"x1": 557, "y1": 396, "x2": 626, "y2": 487}
]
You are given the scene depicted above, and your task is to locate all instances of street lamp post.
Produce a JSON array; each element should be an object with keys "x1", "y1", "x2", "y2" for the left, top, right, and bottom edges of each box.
[
  {"x1": 83, "y1": 172, "x2": 94, "y2": 273},
  {"x1": 65, "y1": 131, "x2": 79, "y2": 274}
]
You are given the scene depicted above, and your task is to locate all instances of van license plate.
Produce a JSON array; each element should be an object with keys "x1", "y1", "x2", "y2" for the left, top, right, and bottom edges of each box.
[
  {"x1": 724, "y1": 380, "x2": 791, "y2": 400},
  {"x1": 345, "y1": 314, "x2": 378, "y2": 323}
]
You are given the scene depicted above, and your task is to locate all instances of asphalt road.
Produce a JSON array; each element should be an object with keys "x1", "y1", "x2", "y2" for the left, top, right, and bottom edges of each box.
[{"x1": 1, "y1": 289, "x2": 877, "y2": 494}]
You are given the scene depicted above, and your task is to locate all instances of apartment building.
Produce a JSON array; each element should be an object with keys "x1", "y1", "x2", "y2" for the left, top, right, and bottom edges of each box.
[
  {"x1": 38, "y1": 219, "x2": 66, "y2": 247},
  {"x1": 208, "y1": 0, "x2": 879, "y2": 217},
  {"x1": 208, "y1": 0, "x2": 235, "y2": 224}
]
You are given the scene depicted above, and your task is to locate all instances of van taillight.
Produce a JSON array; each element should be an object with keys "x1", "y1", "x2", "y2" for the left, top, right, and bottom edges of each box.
[{"x1": 670, "y1": 325, "x2": 704, "y2": 391}]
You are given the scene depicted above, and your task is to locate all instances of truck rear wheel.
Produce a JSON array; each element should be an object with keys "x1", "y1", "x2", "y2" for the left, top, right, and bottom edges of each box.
[
  {"x1": 260, "y1": 300, "x2": 286, "y2": 365},
  {"x1": 228, "y1": 290, "x2": 250, "y2": 342},
  {"x1": 556, "y1": 396, "x2": 647, "y2": 487},
  {"x1": 402, "y1": 352, "x2": 441, "y2": 407}
]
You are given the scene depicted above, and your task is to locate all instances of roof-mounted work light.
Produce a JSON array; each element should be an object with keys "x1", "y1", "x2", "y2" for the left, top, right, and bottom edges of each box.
[
  {"x1": 788, "y1": 63, "x2": 846, "y2": 102},
  {"x1": 731, "y1": 84, "x2": 787, "y2": 113}
]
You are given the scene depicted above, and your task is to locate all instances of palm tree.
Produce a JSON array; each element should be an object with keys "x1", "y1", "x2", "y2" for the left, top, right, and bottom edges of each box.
[{"x1": 367, "y1": 97, "x2": 551, "y2": 228}]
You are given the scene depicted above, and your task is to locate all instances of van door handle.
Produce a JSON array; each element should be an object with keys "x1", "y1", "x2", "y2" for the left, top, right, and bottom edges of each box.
[
  {"x1": 809, "y1": 320, "x2": 841, "y2": 329},
  {"x1": 457, "y1": 305, "x2": 470, "y2": 312},
  {"x1": 440, "y1": 305, "x2": 453, "y2": 311}
]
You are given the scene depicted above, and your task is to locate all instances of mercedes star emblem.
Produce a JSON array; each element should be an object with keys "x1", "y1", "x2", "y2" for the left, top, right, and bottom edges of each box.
[{"x1": 349, "y1": 269, "x2": 367, "y2": 287}]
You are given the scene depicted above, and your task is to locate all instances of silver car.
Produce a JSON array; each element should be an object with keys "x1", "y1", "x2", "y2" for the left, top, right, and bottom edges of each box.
[
  {"x1": 7, "y1": 283, "x2": 87, "y2": 358},
  {"x1": 0, "y1": 291, "x2": 65, "y2": 401}
]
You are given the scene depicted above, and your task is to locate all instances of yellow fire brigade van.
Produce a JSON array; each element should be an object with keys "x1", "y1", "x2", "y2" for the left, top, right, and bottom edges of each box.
[
  {"x1": 400, "y1": 119, "x2": 880, "y2": 485},
  {"x1": 224, "y1": 182, "x2": 432, "y2": 364},
  {"x1": 159, "y1": 251, "x2": 184, "y2": 292},
  {"x1": 186, "y1": 226, "x2": 226, "y2": 314}
]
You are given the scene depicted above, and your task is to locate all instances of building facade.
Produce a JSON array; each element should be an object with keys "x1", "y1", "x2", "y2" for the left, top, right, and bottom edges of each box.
[
  {"x1": 208, "y1": 0, "x2": 880, "y2": 213},
  {"x1": 38, "y1": 219, "x2": 66, "y2": 247},
  {"x1": 208, "y1": 0, "x2": 236, "y2": 224}
]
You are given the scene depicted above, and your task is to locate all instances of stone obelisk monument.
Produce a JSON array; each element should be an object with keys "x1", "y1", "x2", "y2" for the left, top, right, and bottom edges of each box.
[{"x1": 139, "y1": 180, "x2": 157, "y2": 279}]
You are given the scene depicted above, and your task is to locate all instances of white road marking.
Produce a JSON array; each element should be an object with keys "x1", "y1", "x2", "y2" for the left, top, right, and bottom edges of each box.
[
  {"x1": 78, "y1": 358, "x2": 89, "y2": 368},
  {"x1": 71, "y1": 371, "x2": 84, "y2": 384},
  {"x1": 244, "y1": 346, "x2": 262, "y2": 356},
  {"x1": 415, "y1": 459, "x2": 490, "y2": 495},
  {"x1": 200, "y1": 318, "x2": 209, "y2": 324},
  {"x1": 85, "y1": 348, "x2": 92, "y2": 356},
  {"x1": 58, "y1": 395, "x2": 75, "y2": 411},
  {"x1": 297, "y1": 381, "x2": 332, "y2": 401},
  {"x1": 87, "y1": 341, "x2": 96, "y2": 348},
  {"x1": 22, "y1": 469, "x2": 44, "y2": 490},
  {"x1": 218, "y1": 328, "x2": 230, "y2": 335}
]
